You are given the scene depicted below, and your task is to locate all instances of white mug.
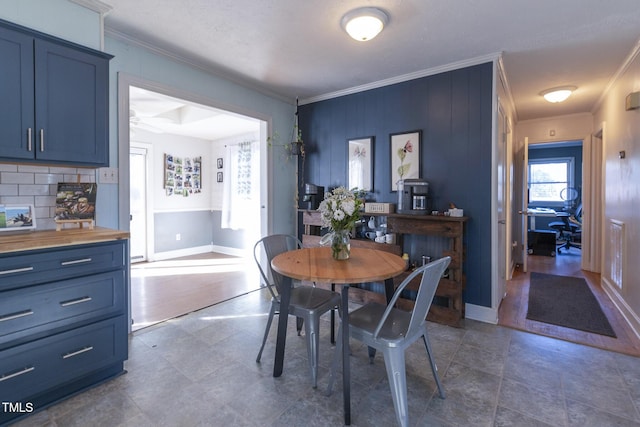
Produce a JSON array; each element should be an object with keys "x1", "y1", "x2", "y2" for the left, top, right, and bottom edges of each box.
[
  {"x1": 375, "y1": 230, "x2": 384, "y2": 238},
  {"x1": 375, "y1": 236, "x2": 385, "y2": 243},
  {"x1": 365, "y1": 231, "x2": 376, "y2": 240},
  {"x1": 385, "y1": 233, "x2": 395, "y2": 244}
]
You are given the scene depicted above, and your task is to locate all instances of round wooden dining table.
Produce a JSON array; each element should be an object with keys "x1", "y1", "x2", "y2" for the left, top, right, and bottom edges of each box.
[{"x1": 271, "y1": 246, "x2": 406, "y2": 425}]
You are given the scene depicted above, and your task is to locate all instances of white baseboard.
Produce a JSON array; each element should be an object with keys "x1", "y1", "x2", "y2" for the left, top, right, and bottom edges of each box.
[
  {"x1": 211, "y1": 245, "x2": 247, "y2": 257},
  {"x1": 151, "y1": 244, "x2": 247, "y2": 261},
  {"x1": 150, "y1": 245, "x2": 213, "y2": 261},
  {"x1": 602, "y1": 277, "x2": 640, "y2": 341},
  {"x1": 465, "y1": 303, "x2": 498, "y2": 324}
]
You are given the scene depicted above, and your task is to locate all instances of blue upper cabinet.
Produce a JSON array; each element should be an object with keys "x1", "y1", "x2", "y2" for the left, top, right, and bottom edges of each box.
[
  {"x1": 0, "y1": 20, "x2": 112, "y2": 167},
  {"x1": 0, "y1": 26, "x2": 35, "y2": 161}
]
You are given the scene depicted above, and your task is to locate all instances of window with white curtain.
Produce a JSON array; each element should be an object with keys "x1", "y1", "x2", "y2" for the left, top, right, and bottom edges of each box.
[{"x1": 221, "y1": 140, "x2": 260, "y2": 230}]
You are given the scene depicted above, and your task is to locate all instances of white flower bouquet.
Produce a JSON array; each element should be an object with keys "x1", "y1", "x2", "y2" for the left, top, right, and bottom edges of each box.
[
  {"x1": 318, "y1": 187, "x2": 363, "y2": 233},
  {"x1": 318, "y1": 187, "x2": 363, "y2": 260}
]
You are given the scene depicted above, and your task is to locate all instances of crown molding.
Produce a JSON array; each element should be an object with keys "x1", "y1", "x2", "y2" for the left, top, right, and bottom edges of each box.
[
  {"x1": 592, "y1": 36, "x2": 640, "y2": 114},
  {"x1": 104, "y1": 26, "x2": 295, "y2": 105},
  {"x1": 68, "y1": 0, "x2": 112, "y2": 15},
  {"x1": 299, "y1": 52, "x2": 502, "y2": 105}
]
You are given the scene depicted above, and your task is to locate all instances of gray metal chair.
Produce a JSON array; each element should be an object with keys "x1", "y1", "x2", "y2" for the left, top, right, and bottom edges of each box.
[
  {"x1": 327, "y1": 256, "x2": 451, "y2": 427},
  {"x1": 254, "y1": 234, "x2": 341, "y2": 388}
]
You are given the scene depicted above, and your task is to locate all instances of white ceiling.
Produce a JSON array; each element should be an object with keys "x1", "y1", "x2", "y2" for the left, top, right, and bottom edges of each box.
[
  {"x1": 104, "y1": 0, "x2": 640, "y2": 133},
  {"x1": 129, "y1": 86, "x2": 260, "y2": 140}
]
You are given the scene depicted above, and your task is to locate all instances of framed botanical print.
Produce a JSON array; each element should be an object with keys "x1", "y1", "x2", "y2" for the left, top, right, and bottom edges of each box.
[
  {"x1": 347, "y1": 136, "x2": 374, "y2": 192},
  {"x1": 390, "y1": 130, "x2": 421, "y2": 190}
]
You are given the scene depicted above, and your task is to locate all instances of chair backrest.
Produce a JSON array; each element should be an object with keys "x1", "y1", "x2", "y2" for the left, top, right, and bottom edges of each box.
[
  {"x1": 253, "y1": 234, "x2": 302, "y2": 300},
  {"x1": 373, "y1": 256, "x2": 451, "y2": 339}
]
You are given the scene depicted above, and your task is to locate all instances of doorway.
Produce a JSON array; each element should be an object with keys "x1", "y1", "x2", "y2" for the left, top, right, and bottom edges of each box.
[
  {"x1": 118, "y1": 75, "x2": 270, "y2": 331},
  {"x1": 522, "y1": 139, "x2": 584, "y2": 269},
  {"x1": 129, "y1": 144, "x2": 150, "y2": 263}
]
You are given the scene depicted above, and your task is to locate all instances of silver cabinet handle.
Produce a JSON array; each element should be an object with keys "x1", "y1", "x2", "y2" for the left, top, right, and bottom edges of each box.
[
  {"x1": 60, "y1": 258, "x2": 92, "y2": 266},
  {"x1": 27, "y1": 128, "x2": 32, "y2": 152},
  {"x1": 63, "y1": 346, "x2": 94, "y2": 359},
  {"x1": 0, "y1": 366, "x2": 35, "y2": 382},
  {"x1": 0, "y1": 266, "x2": 34, "y2": 275},
  {"x1": 60, "y1": 296, "x2": 92, "y2": 307},
  {"x1": 39, "y1": 129, "x2": 44, "y2": 152},
  {"x1": 0, "y1": 309, "x2": 34, "y2": 322}
]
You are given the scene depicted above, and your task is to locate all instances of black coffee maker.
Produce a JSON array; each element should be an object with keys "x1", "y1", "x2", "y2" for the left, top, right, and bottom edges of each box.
[
  {"x1": 397, "y1": 179, "x2": 430, "y2": 215},
  {"x1": 302, "y1": 183, "x2": 324, "y2": 210}
]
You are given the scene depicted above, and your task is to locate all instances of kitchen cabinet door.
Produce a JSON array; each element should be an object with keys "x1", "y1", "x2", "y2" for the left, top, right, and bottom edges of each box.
[
  {"x1": 34, "y1": 39, "x2": 109, "y2": 166},
  {"x1": 0, "y1": 26, "x2": 35, "y2": 160}
]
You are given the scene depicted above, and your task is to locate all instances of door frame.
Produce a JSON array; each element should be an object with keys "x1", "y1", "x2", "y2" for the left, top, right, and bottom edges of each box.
[
  {"x1": 117, "y1": 73, "x2": 271, "y2": 238},
  {"x1": 117, "y1": 73, "x2": 272, "y2": 332},
  {"x1": 129, "y1": 142, "x2": 153, "y2": 263}
]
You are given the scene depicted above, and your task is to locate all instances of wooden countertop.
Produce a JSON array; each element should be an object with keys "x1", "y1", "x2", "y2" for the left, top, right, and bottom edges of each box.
[{"x1": 0, "y1": 227, "x2": 129, "y2": 254}]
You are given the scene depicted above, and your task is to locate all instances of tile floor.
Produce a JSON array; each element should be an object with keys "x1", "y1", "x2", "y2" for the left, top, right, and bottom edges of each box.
[{"x1": 11, "y1": 288, "x2": 640, "y2": 427}]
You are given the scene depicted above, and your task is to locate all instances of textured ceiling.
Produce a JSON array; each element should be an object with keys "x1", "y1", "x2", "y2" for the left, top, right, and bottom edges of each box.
[{"x1": 103, "y1": 0, "x2": 640, "y2": 125}]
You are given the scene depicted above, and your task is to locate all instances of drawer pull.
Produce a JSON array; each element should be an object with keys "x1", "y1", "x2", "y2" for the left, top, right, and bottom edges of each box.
[
  {"x1": 60, "y1": 296, "x2": 92, "y2": 307},
  {"x1": 0, "y1": 266, "x2": 34, "y2": 275},
  {"x1": 61, "y1": 258, "x2": 93, "y2": 266},
  {"x1": 62, "y1": 346, "x2": 94, "y2": 359},
  {"x1": 0, "y1": 366, "x2": 35, "y2": 382},
  {"x1": 0, "y1": 309, "x2": 34, "y2": 322}
]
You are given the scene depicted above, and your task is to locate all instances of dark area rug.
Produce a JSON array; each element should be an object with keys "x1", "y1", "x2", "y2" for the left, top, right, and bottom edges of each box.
[{"x1": 527, "y1": 272, "x2": 616, "y2": 337}]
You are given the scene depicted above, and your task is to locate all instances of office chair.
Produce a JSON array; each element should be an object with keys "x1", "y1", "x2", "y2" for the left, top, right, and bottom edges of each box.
[
  {"x1": 327, "y1": 256, "x2": 451, "y2": 427},
  {"x1": 254, "y1": 234, "x2": 341, "y2": 388},
  {"x1": 549, "y1": 204, "x2": 582, "y2": 253}
]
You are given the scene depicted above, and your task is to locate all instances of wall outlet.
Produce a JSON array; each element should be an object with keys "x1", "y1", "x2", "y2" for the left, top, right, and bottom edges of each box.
[
  {"x1": 176, "y1": 233, "x2": 181, "y2": 241},
  {"x1": 98, "y1": 167, "x2": 118, "y2": 184}
]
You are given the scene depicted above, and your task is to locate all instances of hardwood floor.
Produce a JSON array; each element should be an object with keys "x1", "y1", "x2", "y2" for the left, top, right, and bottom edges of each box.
[
  {"x1": 498, "y1": 246, "x2": 640, "y2": 356},
  {"x1": 130, "y1": 252, "x2": 260, "y2": 331}
]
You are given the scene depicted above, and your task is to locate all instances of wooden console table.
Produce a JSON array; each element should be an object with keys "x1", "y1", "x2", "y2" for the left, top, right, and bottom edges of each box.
[{"x1": 300, "y1": 210, "x2": 468, "y2": 327}]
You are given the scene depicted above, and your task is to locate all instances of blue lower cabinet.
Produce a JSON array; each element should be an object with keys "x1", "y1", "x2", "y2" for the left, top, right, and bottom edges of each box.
[{"x1": 0, "y1": 239, "x2": 128, "y2": 426}]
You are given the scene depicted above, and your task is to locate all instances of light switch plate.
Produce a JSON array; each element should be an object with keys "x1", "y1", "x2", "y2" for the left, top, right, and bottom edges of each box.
[{"x1": 98, "y1": 167, "x2": 118, "y2": 184}]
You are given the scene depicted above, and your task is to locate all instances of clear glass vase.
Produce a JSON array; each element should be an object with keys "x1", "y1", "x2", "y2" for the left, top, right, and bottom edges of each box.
[{"x1": 331, "y1": 230, "x2": 351, "y2": 260}]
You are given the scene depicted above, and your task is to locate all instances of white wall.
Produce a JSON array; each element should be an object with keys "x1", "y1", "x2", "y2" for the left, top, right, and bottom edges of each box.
[
  {"x1": 593, "y1": 48, "x2": 640, "y2": 334},
  {"x1": 516, "y1": 113, "x2": 593, "y2": 145},
  {"x1": 0, "y1": 0, "x2": 101, "y2": 49},
  {"x1": 131, "y1": 131, "x2": 214, "y2": 212}
]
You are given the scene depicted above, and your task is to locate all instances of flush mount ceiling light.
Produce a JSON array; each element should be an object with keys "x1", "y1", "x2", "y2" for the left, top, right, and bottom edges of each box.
[
  {"x1": 341, "y1": 7, "x2": 388, "y2": 41},
  {"x1": 540, "y1": 86, "x2": 577, "y2": 103}
]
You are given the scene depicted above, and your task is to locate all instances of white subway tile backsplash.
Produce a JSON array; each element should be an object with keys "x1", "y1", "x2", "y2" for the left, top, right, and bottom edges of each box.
[
  {"x1": 0, "y1": 163, "x2": 97, "y2": 230},
  {"x1": 1, "y1": 172, "x2": 34, "y2": 184},
  {"x1": 35, "y1": 173, "x2": 65, "y2": 184},
  {"x1": 0, "y1": 184, "x2": 18, "y2": 196},
  {"x1": 17, "y1": 165, "x2": 48, "y2": 173},
  {"x1": 19, "y1": 184, "x2": 51, "y2": 196},
  {"x1": 0, "y1": 196, "x2": 35, "y2": 205},
  {"x1": 34, "y1": 206, "x2": 50, "y2": 218},
  {"x1": 35, "y1": 195, "x2": 56, "y2": 206},
  {"x1": 50, "y1": 166, "x2": 81, "y2": 174},
  {"x1": 0, "y1": 164, "x2": 18, "y2": 172}
]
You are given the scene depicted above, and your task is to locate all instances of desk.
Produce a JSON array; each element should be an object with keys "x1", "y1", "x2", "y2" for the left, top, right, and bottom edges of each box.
[
  {"x1": 527, "y1": 208, "x2": 557, "y2": 230},
  {"x1": 271, "y1": 247, "x2": 406, "y2": 425}
]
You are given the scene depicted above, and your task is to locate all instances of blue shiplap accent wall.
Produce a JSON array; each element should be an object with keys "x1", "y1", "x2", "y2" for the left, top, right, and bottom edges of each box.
[{"x1": 299, "y1": 62, "x2": 494, "y2": 308}]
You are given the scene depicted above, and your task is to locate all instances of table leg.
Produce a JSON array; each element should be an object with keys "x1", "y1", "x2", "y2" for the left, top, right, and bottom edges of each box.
[
  {"x1": 273, "y1": 275, "x2": 292, "y2": 377},
  {"x1": 330, "y1": 283, "x2": 336, "y2": 344},
  {"x1": 342, "y1": 284, "x2": 351, "y2": 425}
]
